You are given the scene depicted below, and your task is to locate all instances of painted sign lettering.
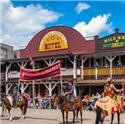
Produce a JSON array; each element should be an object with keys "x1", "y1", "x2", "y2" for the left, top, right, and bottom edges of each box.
[
  {"x1": 103, "y1": 35, "x2": 125, "y2": 48},
  {"x1": 39, "y1": 31, "x2": 68, "y2": 51}
]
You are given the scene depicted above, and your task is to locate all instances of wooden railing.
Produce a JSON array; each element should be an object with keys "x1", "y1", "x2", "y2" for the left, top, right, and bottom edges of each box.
[
  {"x1": 83, "y1": 66, "x2": 125, "y2": 76},
  {"x1": 112, "y1": 67, "x2": 125, "y2": 75}
]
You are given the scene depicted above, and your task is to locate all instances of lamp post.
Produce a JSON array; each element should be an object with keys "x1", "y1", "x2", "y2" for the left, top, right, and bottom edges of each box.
[{"x1": 32, "y1": 60, "x2": 36, "y2": 108}]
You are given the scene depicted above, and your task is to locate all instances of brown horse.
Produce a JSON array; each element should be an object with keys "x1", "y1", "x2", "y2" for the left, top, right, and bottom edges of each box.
[
  {"x1": 1, "y1": 93, "x2": 28, "y2": 120},
  {"x1": 54, "y1": 95, "x2": 83, "y2": 124},
  {"x1": 111, "y1": 95, "x2": 124, "y2": 124},
  {"x1": 74, "y1": 97, "x2": 83, "y2": 123}
]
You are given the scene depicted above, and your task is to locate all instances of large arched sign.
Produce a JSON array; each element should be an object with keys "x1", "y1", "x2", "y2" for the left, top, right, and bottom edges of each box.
[{"x1": 39, "y1": 31, "x2": 68, "y2": 52}]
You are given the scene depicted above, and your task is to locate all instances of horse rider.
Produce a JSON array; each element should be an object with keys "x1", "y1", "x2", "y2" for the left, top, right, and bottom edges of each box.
[
  {"x1": 94, "y1": 77, "x2": 124, "y2": 124},
  {"x1": 66, "y1": 81, "x2": 75, "y2": 104},
  {"x1": 62, "y1": 84, "x2": 67, "y2": 96},
  {"x1": 105, "y1": 78, "x2": 124, "y2": 112},
  {"x1": 95, "y1": 77, "x2": 124, "y2": 116},
  {"x1": 104, "y1": 78, "x2": 123, "y2": 98}
]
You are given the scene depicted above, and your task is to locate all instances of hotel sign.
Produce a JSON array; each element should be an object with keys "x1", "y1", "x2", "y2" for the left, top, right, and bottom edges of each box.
[
  {"x1": 103, "y1": 35, "x2": 125, "y2": 48},
  {"x1": 39, "y1": 31, "x2": 68, "y2": 52}
]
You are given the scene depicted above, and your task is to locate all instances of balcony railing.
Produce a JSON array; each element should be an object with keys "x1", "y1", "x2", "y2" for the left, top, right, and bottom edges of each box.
[
  {"x1": 83, "y1": 66, "x2": 125, "y2": 76},
  {"x1": 8, "y1": 71, "x2": 19, "y2": 78},
  {"x1": 7, "y1": 68, "x2": 81, "y2": 79},
  {"x1": 1, "y1": 66, "x2": 125, "y2": 80}
]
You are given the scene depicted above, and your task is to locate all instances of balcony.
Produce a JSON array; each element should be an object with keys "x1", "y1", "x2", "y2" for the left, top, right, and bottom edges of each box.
[
  {"x1": 61, "y1": 68, "x2": 80, "y2": 76},
  {"x1": 2, "y1": 66, "x2": 125, "y2": 80},
  {"x1": 82, "y1": 66, "x2": 125, "y2": 80},
  {"x1": 7, "y1": 68, "x2": 81, "y2": 79},
  {"x1": 8, "y1": 71, "x2": 20, "y2": 79}
]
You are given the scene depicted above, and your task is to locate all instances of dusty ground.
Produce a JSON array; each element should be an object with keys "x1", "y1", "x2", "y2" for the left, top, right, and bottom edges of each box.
[{"x1": 0, "y1": 107, "x2": 125, "y2": 124}]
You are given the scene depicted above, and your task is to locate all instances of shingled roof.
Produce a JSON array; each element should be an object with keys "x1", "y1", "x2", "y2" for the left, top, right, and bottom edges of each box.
[{"x1": 20, "y1": 26, "x2": 95, "y2": 58}]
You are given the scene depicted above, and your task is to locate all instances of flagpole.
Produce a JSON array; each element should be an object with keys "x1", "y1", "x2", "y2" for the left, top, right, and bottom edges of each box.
[
  {"x1": 32, "y1": 59, "x2": 36, "y2": 108},
  {"x1": 60, "y1": 71, "x2": 63, "y2": 95},
  {"x1": 122, "y1": 79, "x2": 125, "y2": 101}
]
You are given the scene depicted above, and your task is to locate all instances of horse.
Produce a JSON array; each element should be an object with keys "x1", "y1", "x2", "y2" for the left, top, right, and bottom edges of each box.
[
  {"x1": 53, "y1": 95, "x2": 83, "y2": 124},
  {"x1": 95, "y1": 106, "x2": 122, "y2": 124},
  {"x1": 1, "y1": 93, "x2": 28, "y2": 120},
  {"x1": 72, "y1": 95, "x2": 83, "y2": 123},
  {"x1": 94, "y1": 96, "x2": 123, "y2": 124},
  {"x1": 111, "y1": 95, "x2": 124, "y2": 124},
  {"x1": 111, "y1": 111, "x2": 120, "y2": 124}
]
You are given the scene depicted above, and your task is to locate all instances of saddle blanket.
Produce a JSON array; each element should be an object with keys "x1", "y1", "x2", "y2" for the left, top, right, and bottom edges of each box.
[{"x1": 94, "y1": 96, "x2": 117, "y2": 115}]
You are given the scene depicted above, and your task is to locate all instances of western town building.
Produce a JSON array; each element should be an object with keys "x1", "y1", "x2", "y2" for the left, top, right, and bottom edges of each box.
[{"x1": 1, "y1": 26, "x2": 125, "y2": 104}]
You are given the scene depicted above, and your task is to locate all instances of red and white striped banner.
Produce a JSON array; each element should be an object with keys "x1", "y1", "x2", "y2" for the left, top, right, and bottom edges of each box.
[{"x1": 20, "y1": 60, "x2": 61, "y2": 81}]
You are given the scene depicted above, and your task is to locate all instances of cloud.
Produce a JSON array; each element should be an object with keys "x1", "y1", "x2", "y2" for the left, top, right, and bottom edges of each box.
[
  {"x1": 0, "y1": 0, "x2": 10, "y2": 2},
  {"x1": 0, "y1": 1, "x2": 61, "y2": 49},
  {"x1": 74, "y1": 14, "x2": 113, "y2": 39},
  {"x1": 75, "y1": 2, "x2": 90, "y2": 14}
]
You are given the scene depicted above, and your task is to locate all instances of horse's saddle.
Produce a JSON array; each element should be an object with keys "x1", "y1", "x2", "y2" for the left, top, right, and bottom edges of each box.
[
  {"x1": 98, "y1": 97, "x2": 109, "y2": 103},
  {"x1": 94, "y1": 96, "x2": 117, "y2": 115}
]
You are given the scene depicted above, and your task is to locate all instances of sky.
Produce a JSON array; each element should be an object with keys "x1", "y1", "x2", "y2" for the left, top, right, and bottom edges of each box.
[{"x1": 0, "y1": 0, "x2": 125, "y2": 50}]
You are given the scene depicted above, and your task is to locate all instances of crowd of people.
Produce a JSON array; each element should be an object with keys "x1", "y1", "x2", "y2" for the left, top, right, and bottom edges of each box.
[
  {"x1": 22, "y1": 78, "x2": 125, "y2": 114},
  {"x1": 82, "y1": 92, "x2": 101, "y2": 111},
  {"x1": 21, "y1": 92, "x2": 52, "y2": 109},
  {"x1": 1, "y1": 78, "x2": 125, "y2": 113}
]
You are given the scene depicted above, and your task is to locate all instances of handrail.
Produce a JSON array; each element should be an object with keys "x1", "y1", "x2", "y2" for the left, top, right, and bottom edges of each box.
[{"x1": 83, "y1": 66, "x2": 125, "y2": 76}]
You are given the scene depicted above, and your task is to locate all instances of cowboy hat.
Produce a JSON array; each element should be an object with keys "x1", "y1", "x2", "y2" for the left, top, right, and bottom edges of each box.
[{"x1": 107, "y1": 77, "x2": 112, "y2": 82}]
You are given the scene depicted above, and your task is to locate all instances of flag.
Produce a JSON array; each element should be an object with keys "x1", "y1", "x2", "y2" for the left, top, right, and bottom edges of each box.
[{"x1": 30, "y1": 57, "x2": 34, "y2": 66}]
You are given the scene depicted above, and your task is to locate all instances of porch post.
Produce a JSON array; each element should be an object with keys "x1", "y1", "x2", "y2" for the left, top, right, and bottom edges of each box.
[
  {"x1": 105, "y1": 56, "x2": 116, "y2": 78},
  {"x1": 32, "y1": 61, "x2": 36, "y2": 108},
  {"x1": 44, "y1": 82, "x2": 57, "y2": 108},
  {"x1": 6, "y1": 83, "x2": 12, "y2": 94},
  {"x1": 20, "y1": 83, "x2": 29, "y2": 93},
  {"x1": 81, "y1": 58, "x2": 87, "y2": 79},
  {"x1": 73, "y1": 55, "x2": 77, "y2": 96},
  {"x1": 5, "y1": 63, "x2": 12, "y2": 81}
]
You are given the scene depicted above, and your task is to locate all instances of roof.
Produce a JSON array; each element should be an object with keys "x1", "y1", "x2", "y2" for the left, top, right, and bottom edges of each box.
[{"x1": 20, "y1": 26, "x2": 95, "y2": 58}]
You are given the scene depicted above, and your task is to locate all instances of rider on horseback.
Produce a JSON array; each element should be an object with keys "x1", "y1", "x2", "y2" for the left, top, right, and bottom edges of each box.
[{"x1": 63, "y1": 80, "x2": 75, "y2": 105}]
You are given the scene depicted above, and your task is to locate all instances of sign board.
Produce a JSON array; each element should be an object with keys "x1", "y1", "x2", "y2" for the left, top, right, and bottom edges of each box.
[
  {"x1": 39, "y1": 31, "x2": 68, "y2": 52},
  {"x1": 103, "y1": 35, "x2": 125, "y2": 48}
]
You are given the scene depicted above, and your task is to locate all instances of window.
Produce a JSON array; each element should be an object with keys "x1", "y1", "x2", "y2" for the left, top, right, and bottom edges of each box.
[{"x1": 1, "y1": 48, "x2": 7, "y2": 59}]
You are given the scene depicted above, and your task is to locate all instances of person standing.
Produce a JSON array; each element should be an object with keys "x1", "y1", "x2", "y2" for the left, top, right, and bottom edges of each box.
[{"x1": 12, "y1": 83, "x2": 21, "y2": 107}]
